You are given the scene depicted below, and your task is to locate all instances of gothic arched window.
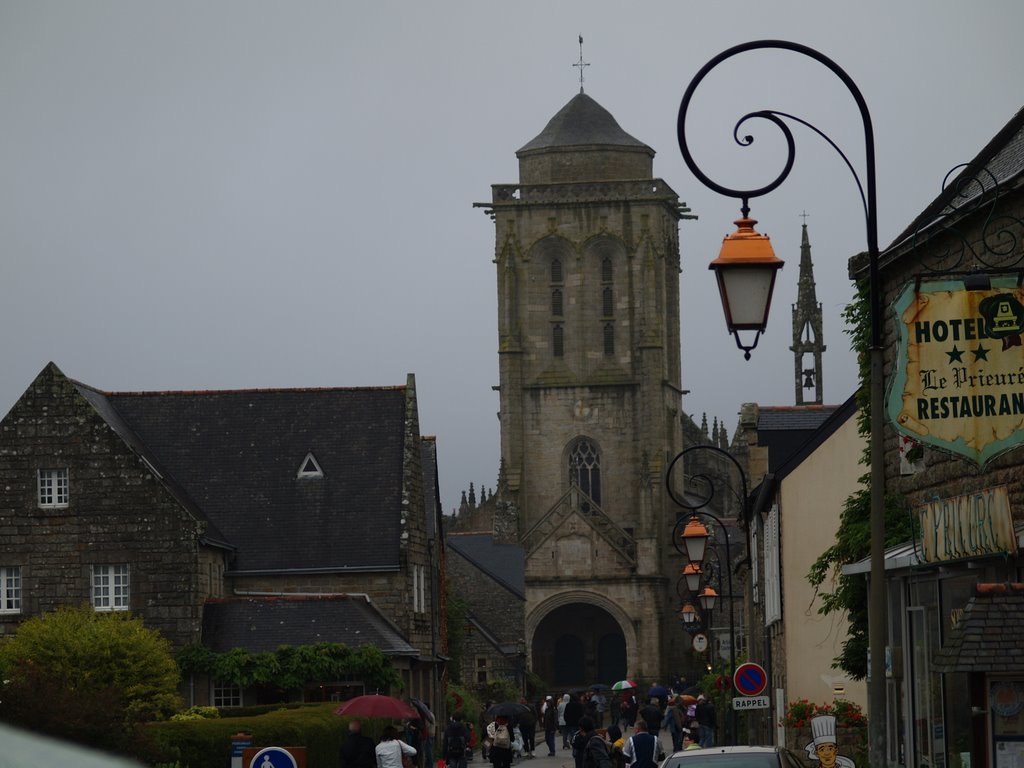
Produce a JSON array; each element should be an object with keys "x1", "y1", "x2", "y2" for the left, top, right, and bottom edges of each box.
[
  {"x1": 569, "y1": 439, "x2": 601, "y2": 506},
  {"x1": 552, "y1": 288, "x2": 564, "y2": 317},
  {"x1": 603, "y1": 322, "x2": 615, "y2": 355},
  {"x1": 553, "y1": 324, "x2": 564, "y2": 357},
  {"x1": 551, "y1": 258, "x2": 563, "y2": 284}
]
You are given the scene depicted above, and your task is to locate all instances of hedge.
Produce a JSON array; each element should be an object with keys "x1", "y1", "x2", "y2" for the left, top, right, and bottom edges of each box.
[{"x1": 146, "y1": 702, "x2": 389, "y2": 768}]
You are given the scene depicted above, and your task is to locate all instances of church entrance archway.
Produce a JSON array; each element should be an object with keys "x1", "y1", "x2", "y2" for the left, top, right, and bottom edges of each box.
[{"x1": 531, "y1": 602, "x2": 627, "y2": 686}]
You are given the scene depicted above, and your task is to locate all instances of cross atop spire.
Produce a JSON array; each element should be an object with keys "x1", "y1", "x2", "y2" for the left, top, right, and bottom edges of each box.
[
  {"x1": 800, "y1": 210, "x2": 810, "y2": 224},
  {"x1": 573, "y1": 35, "x2": 590, "y2": 93}
]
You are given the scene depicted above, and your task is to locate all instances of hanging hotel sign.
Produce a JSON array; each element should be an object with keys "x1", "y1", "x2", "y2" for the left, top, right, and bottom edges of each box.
[
  {"x1": 888, "y1": 278, "x2": 1024, "y2": 466},
  {"x1": 918, "y1": 485, "x2": 1016, "y2": 564}
]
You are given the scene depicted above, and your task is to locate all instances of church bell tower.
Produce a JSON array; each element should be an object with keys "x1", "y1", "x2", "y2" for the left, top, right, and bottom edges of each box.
[
  {"x1": 478, "y1": 89, "x2": 691, "y2": 684},
  {"x1": 791, "y1": 221, "x2": 825, "y2": 405}
]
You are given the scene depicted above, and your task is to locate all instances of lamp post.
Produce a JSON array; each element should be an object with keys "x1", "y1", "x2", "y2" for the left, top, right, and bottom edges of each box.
[
  {"x1": 676, "y1": 40, "x2": 886, "y2": 767},
  {"x1": 667, "y1": 444, "x2": 746, "y2": 746}
]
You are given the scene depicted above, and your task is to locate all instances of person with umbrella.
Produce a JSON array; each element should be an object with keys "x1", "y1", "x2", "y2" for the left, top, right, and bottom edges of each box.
[
  {"x1": 485, "y1": 714, "x2": 515, "y2": 768},
  {"x1": 341, "y1": 719, "x2": 376, "y2": 768}
]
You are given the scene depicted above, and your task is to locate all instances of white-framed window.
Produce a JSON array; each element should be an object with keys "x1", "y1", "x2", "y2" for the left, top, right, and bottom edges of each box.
[
  {"x1": 764, "y1": 504, "x2": 782, "y2": 625},
  {"x1": 0, "y1": 566, "x2": 22, "y2": 613},
  {"x1": 92, "y1": 564, "x2": 130, "y2": 611},
  {"x1": 37, "y1": 468, "x2": 69, "y2": 507},
  {"x1": 213, "y1": 681, "x2": 242, "y2": 708},
  {"x1": 412, "y1": 565, "x2": 427, "y2": 614}
]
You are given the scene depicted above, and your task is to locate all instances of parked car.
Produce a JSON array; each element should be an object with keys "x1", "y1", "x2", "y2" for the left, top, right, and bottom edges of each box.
[{"x1": 660, "y1": 746, "x2": 804, "y2": 768}]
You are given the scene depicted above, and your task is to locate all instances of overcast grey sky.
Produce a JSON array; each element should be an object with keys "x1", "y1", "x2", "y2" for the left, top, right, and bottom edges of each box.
[{"x1": 2, "y1": 2, "x2": 1022, "y2": 513}]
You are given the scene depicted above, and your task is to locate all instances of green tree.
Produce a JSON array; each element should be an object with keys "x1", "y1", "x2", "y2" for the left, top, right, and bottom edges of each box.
[
  {"x1": 807, "y1": 288, "x2": 917, "y2": 678},
  {"x1": 445, "y1": 583, "x2": 469, "y2": 683},
  {"x1": 0, "y1": 605, "x2": 182, "y2": 753}
]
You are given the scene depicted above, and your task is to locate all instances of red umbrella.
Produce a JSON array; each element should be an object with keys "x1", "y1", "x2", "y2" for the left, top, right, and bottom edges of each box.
[{"x1": 334, "y1": 694, "x2": 419, "y2": 720}]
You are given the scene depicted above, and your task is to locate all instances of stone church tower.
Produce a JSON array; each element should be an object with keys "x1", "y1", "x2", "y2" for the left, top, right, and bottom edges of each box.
[
  {"x1": 478, "y1": 91, "x2": 690, "y2": 684},
  {"x1": 790, "y1": 222, "x2": 825, "y2": 405}
]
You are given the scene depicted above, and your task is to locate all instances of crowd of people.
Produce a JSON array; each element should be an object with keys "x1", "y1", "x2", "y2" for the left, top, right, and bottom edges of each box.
[{"x1": 339, "y1": 685, "x2": 719, "y2": 768}]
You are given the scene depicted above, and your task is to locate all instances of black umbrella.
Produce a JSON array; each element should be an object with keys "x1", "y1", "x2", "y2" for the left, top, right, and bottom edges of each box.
[
  {"x1": 568, "y1": 687, "x2": 588, "y2": 695},
  {"x1": 485, "y1": 701, "x2": 530, "y2": 720},
  {"x1": 682, "y1": 685, "x2": 701, "y2": 696},
  {"x1": 590, "y1": 683, "x2": 610, "y2": 691}
]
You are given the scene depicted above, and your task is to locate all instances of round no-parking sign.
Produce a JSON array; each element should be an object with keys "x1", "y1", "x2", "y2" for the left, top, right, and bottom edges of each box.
[{"x1": 732, "y1": 662, "x2": 768, "y2": 697}]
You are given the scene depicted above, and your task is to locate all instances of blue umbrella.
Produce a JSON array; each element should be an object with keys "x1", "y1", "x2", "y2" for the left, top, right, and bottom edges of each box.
[{"x1": 647, "y1": 685, "x2": 669, "y2": 698}]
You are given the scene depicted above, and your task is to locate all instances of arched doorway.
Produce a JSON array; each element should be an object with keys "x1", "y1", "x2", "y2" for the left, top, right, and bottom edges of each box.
[{"x1": 532, "y1": 602, "x2": 627, "y2": 686}]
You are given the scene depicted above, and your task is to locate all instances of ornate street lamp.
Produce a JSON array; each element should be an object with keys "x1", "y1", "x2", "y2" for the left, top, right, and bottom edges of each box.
[
  {"x1": 698, "y1": 585, "x2": 719, "y2": 612},
  {"x1": 680, "y1": 516, "x2": 709, "y2": 563},
  {"x1": 679, "y1": 602, "x2": 700, "y2": 627},
  {"x1": 710, "y1": 215, "x2": 784, "y2": 359},
  {"x1": 676, "y1": 40, "x2": 886, "y2": 767},
  {"x1": 682, "y1": 562, "x2": 703, "y2": 593}
]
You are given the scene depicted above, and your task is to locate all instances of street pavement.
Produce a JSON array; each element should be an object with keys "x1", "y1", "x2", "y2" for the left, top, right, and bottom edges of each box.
[{"x1": 459, "y1": 727, "x2": 676, "y2": 768}]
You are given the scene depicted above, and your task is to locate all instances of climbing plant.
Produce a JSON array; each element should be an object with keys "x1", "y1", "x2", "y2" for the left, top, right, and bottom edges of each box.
[
  {"x1": 806, "y1": 285, "x2": 917, "y2": 679},
  {"x1": 177, "y1": 642, "x2": 401, "y2": 692}
]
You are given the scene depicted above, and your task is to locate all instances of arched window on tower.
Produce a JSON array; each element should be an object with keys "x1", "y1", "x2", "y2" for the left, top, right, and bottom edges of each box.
[
  {"x1": 569, "y1": 438, "x2": 601, "y2": 508},
  {"x1": 601, "y1": 257, "x2": 614, "y2": 355},
  {"x1": 551, "y1": 258, "x2": 563, "y2": 284},
  {"x1": 553, "y1": 324, "x2": 564, "y2": 357},
  {"x1": 552, "y1": 288, "x2": 563, "y2": 317}
]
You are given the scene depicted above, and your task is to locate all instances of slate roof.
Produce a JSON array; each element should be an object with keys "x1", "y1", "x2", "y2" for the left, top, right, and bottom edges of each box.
[
  {"x1": 888, "y1": 105, "x2": 1024, "y2": 252},
  {"x1": 933, "y1": 583, "x2": 1024, "y2": 673},
  {"x1": 756, "y1": 405, "x2": 839, "y2": 474},
  {"x1": 75, "y1": 380, "x2": 410, "y2": 573},
  {"x1": 517, "y1": 92, "x2": 652, "y2": 155},
  {"x1": 201, "y1": 595, "x2": 417, "y2": 656},
  {"x1": 446, "y1": 533, "x2": 525, "y2": 599}
]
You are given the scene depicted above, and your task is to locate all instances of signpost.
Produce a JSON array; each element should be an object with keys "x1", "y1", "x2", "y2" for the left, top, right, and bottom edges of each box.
[{"x1": 692, "y1": 633, "x2": 708, "y2": 653}]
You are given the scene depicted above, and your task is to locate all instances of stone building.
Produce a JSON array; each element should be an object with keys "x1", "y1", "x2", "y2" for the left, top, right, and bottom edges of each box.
[
  {"x1": 0, "y1": 362, "x2": 446, "y2": 711},
  {"x1": 842, "y1": 105, "x2": 1024, "y2": 768},
  {"x1": 476, "y1": 89, "x2": 696, "y2": 685}
]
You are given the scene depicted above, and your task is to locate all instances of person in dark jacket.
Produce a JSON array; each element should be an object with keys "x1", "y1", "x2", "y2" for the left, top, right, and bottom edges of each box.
[
  {"x1": 341, "y1": 719, "x2": 377, "y2": 768},
  {"x1": 563, "y1": 694, "x2": 584, "y2": 742},
  {"x1": 578, "y1": 717, "x2": 611, "y2": 768},
  {"x1": 694, "y1": 695, "x2": 717, "y2": 748},
  {"x1": 443, "y1": 712, "x2": 471, "y2": 768},
  {"x1": 542, "y1": 695, "x2": 558, "y2": 756}
]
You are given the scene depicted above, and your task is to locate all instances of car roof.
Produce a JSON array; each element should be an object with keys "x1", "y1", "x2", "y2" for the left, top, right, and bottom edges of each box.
[{"x1": 669, "y1": 747, "x2": 783, "y2": 756}]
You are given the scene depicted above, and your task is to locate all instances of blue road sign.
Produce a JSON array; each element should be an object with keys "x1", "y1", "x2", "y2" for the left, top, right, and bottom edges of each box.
[
  {"x1": 733, "y1": 662, "x2": 768, "y2": 697},
  {"x1": 249, "y1": 746, "x2": 299, "y2": 768}
]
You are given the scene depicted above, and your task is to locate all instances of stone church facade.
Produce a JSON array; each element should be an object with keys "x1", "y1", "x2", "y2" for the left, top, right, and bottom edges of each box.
[{"x1": 476, "y1": 91, "x2": 693, "y2": 685}]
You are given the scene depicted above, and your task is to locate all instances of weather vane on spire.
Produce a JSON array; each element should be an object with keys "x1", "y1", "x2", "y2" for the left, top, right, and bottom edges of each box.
[{"x1": 573, "y1": 35, "x2": 589, "y2": 93}]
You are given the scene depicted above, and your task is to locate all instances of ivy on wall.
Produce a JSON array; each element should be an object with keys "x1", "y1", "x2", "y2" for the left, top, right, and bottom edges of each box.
[
  {"x1": 177, "y1": 642, "x2": 401, "y2": 692},
  {"x1": 806, "y1": 285, "x2": 917, "y2": 679}
]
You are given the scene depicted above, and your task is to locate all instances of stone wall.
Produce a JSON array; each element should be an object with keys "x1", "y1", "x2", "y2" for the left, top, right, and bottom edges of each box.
[
  {"x1": 0, "y1": 363, "x2": 207, "y2": 648},
  {"x1": 871, "y1": 186, "x2": 1024, "y2": 511}
]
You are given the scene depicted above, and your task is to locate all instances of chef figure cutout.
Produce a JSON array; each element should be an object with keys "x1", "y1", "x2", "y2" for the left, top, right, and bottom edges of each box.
[{"x1": 804, "y1": 715, "x2": 855, "y2": 768}]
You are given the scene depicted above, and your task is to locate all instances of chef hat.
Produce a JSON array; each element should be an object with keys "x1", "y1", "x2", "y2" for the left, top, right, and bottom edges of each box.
[{"x1": 811, "y1": 716, "x2": 837, "y2": 747}]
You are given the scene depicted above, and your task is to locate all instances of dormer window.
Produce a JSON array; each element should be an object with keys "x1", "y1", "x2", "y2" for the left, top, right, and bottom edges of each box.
[{"x1": 297, "y1": 453, "x2": 323, "y2": 479}]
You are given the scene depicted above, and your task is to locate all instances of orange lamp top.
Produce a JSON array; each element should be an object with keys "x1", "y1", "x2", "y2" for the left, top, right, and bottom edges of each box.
[{"x1": 709, "y1": 217, "x2": 784, "y2": 269}]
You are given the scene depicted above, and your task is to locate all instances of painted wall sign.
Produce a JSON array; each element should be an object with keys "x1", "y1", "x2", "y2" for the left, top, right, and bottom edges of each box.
[
  {"x1": 918, "y1": 485, "x2": 1016, "y2": 564},
  {"x1": 888, "y1": 278, "x2": 1024, "y2": 466}
]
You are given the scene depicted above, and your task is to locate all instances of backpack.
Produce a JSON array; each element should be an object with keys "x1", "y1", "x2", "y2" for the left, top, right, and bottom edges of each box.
[
  {"x1": 583, "y1": 736, "x2": 608, "y2": 768},
  {"x1": 493, "y1": 723, "x2": 511, "y2": 750},
  {"x1": 447, "y1": 734, "x2": 467, "y2": 758},
  {"x1": 571, "y1": 729, "x2": 587, "y2": 757}
]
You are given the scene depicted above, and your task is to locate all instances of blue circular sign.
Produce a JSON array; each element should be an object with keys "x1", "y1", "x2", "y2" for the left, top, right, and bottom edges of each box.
[
  {"x1": 250, "y1": 747, "x2": 299, "y2": 768},
  {"x1": 733, "y1": 662, "x2": 767, "y2": 697}
]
